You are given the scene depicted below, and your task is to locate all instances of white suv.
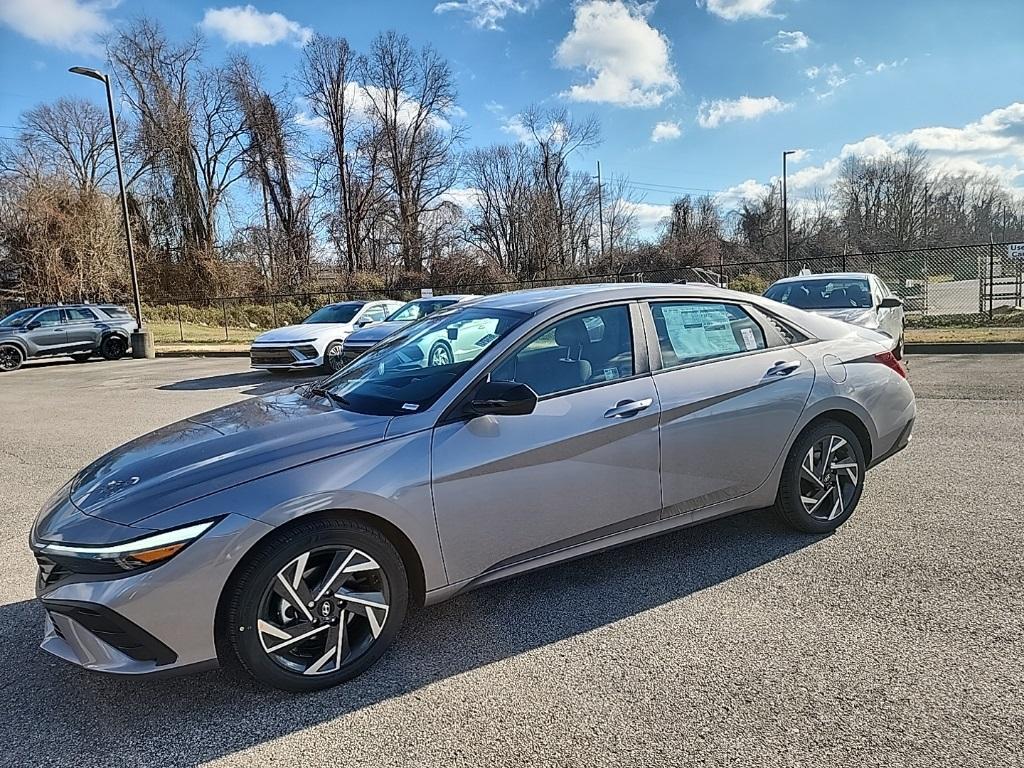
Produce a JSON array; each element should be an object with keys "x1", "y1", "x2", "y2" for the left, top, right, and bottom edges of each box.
[{"x1": 250, "y1": 300, "x2": 403, "y2": 372}]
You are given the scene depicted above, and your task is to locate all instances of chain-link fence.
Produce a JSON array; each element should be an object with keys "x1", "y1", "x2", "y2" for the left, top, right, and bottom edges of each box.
[{"x1": 4, "y1": 241, "x2": 1022, "y2": 344}]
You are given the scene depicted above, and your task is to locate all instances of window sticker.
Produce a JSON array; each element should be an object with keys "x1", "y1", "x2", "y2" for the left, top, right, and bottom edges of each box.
[
  {"x1": 740, "y1": 327, "x2": 758, "y2": 351},
  {"x1": 603, "y1": 366, "x2": 618, "y2": 381},
  {"x1": 661, "y1": 305, "x2": 741, "y2": 360}
]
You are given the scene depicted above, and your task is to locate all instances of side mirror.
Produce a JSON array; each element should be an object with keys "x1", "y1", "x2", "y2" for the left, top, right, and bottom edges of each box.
[
  {"x1": 355, "y1": 318, "x2": 373, "y2": 327},
  {"x1": 25, "y1": 321, "x2": 40, "y2": 330},
  {"x1": 468, "y1": 380, "x2": 537, "y2": 417},
  {"x1": 879, "y1": 297, "x2": 903, "y2": 309}
]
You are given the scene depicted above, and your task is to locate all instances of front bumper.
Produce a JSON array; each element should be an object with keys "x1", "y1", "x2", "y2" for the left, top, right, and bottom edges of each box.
[
  {"x1": 250, "y1": 343, "x2": 323, "y2": 370},
  {"x1": 339, "y1": 344, "x2": 373, "y2": 366},
  {"x1": 33, "y1": 513, "x2": 273, "y2": 676}
]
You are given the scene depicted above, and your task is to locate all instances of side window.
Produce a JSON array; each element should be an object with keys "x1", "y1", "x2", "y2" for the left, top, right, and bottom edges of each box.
[
  {"x1": 650, "y1": 301, "x2": 766, "y2": 368},
  {"x1": 33, "y1": 310, "x2": 63, "y2": 327},
  {"x1": 492, "y1": 305, "x2": 634, "y2": 398},
  {"x1": 66, "y1": 307, "x2": 98, "y2": 322},
  {"x1": 364, "y1": 305, "x2": 387, "y2": 322}
]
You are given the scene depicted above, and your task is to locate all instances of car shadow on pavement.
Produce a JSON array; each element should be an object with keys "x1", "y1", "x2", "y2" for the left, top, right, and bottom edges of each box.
[
  {"x1": 0, "y1": 508, "x2": 822, "y2": 767},
  {"x1": 159, "y1": 370, "x2": 321, "y2": 397}
]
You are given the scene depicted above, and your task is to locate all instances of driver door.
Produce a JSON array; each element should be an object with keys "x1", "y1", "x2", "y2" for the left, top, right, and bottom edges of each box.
[{"x1": 430, "y1": 303, "x2": 662, "y2": 584}]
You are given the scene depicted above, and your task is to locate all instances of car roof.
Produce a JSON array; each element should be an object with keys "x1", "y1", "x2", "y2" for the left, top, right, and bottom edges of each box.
[
  {"x1": 772, "y1": 272, "x2": 876, "y2": 283},
  {"x1": 15, "y1": 304, "x2": 124, "y2": 312},
  {"x1": 467, "y1": 282, "x2": 731, "y2": 314}
]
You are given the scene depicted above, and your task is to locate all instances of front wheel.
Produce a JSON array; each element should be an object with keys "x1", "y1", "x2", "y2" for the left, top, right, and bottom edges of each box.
[
  {"x1": 428, "y1": 340, "x2": 453, "y2": 367},
  {"x1": 773, "y1": 420, "x2": 865, "y2": 533},
  {"x1": 0, "y1": 344, "x2": 24, "y2": 372},
  {"x1": 323, "y1": 341, "x2": 345, "y2": 373},
  {"x1": 218, "y1": 516, "x2": 409, "y2": 692}
]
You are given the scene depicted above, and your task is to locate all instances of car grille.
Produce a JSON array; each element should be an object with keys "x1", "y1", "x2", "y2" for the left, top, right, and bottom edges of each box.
[
  {"x1": 35, "y1": 553, "x2": 71, "y2": 589},
  {"x1": 250, "y1": 347, "x2": 298, "y2": 365},
  {"x1": 45, "y1": 600, "x2": 178, "y2": 665}
]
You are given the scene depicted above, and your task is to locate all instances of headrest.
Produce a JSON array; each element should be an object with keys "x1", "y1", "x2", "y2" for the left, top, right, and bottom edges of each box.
[{"x1": 554, "y1": 318, "x2": 589, "y2": 348}]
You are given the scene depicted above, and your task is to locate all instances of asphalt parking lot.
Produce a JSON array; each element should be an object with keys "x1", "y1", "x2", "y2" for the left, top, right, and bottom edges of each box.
[{"x1": 0, "y1": 354, "x2": 1021, "y2": 767}]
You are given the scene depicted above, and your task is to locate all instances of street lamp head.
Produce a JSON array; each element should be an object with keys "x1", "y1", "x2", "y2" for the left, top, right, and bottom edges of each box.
[
  {"x1": 783, "y1": 149, "x2": 797, "y2": 157},
  {"x1": 69, "y1": 66, "x2": 107, "y2": 83}
]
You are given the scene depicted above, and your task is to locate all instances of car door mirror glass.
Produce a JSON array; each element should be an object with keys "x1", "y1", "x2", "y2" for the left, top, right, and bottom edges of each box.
[
  {"x1": 879, "y1": 297, "x2": 902, "y2": 308},
  {"x1": 468, "y1": 381, "x2": 537, "y2": 417},
  {"x1": 25, "y1": 321, "x2": 40, "y2": 330}
]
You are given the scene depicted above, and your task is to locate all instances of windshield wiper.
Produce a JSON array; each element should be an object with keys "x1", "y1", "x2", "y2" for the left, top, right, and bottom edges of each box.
[{"x1": 305, "y1": 383, "x2": 350, "y2": 408}]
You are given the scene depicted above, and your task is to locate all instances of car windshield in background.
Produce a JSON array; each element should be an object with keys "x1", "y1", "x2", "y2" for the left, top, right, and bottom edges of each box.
[
  {"x1": 765, "y1": 278, "x2": 873, "y2": 309},
  {"x1": 319, "y1": 306, "x2": 527, "y2": 416},
  {"x1": 0, "y1": 309, "x2": 37, "y2": 328},
  {"x1": 387, "y1": 299, "x2": 457, "y2": 323},
  {"x1": 303, "y1": 303, "x2": 362, "y2": 324}
]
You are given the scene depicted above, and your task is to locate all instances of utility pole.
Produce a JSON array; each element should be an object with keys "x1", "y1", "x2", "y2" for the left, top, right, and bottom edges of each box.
[
  {"x1": 782, "y1": 150, "x2": 796, "y2": 274},
  {"x1": 923, "y1": 183, "x2": 929, "y2": 246},
  {"x1": 70, "y1": 65, "x2": 153, "y2": 358},
  {"x1": 596, "y1": 161, "x2": 606, "y2": 262}
]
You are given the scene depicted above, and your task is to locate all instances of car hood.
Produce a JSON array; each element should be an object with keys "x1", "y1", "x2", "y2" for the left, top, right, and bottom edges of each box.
[
  {"x1": 808, "y1": 307, "x2": 877, "y2": 326},
  {"x1": 345, "y1": 321, "x2": 408, "y2": 345},
  {"x1": 69, "y1": 391, "x2": 391, "y2": 525},
  {"x1": 254, "y1": 324, "x2": 347, "y2": 343}
]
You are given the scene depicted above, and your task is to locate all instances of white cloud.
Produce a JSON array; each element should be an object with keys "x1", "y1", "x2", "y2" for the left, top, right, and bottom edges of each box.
[
  {"x1": 555, "y1": 0, "x2": 679, "y2": 108},
  {"x1": 650, "y1": 120, "x2": 682, "y2": 142},
  {"x1": 201, "y1": 5, "x2": 312, "y2": 47},
  {"x1": 433, "y1": 0, "x2": 539, "y2": 30},
  {"x1": 441, "y1": 186, "x2": 482, "y2": 210},
  {"x1": 698, "y1": 0, "x2": 781, "y2": 21},
  {"x1": 620, "y1": 200, "x2": 673, "y2": 233},
  {"x1": 716, "y1": 178, "x2": 770, "y2": 210},
  {"x1": 500, "y1": 113, "x2": 534, "y2": 142},
  {"x1": 697, "y1": 95, "x2": 790, "y2": 129},
  {"x1": 0, "y1": 0, "x2": 111, "y2": 54},
  {"x1": 294, "y1": 84, "x2": 454, "y2": 133},
  {"x1": 768, "y1": 30, "x2": 809, "y2": 52}
]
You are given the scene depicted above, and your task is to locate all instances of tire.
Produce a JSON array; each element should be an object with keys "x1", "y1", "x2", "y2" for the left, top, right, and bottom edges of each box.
[
  {"x1": 322, "y1": 341, "x2": 345, "y2": 373},
  {"x1": 100, "y1": 335, "x2": 127, "y2": 361},
  {"x1": 428, "y1": 340, "x2": 454, "y2": 367},
  {"x1": 0, "y1": 344, "x2": 24, "y2": 373},
  {"x1": 71, "y1": 353, "x2": 92, "y2": 363},
  {"x1": 773, "y1": 420, "x2": 866, "y2": 534},
  {"x1": 218, "y1": 516, "x2": 409, "y2": 693}
]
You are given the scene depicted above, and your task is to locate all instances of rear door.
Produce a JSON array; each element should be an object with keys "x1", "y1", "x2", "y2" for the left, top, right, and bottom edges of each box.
[
  {"x1": 430, "y1": 303, "x2": 662, "y2": 583},
  {"x1": 644, "y1": 299, "x2": 815, "y2": 518},
  {"x1": 64, "y1": 307, "x2": 102, "y2": 349}
]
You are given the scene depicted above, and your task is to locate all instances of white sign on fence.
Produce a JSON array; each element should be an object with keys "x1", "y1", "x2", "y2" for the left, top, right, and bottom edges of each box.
[
  {"x1": 420, "y1": 288, "x2": 434, "y2": 298},
  {"x1": 1008, "y1": 243, "x2": 1024, "y2": 261}
]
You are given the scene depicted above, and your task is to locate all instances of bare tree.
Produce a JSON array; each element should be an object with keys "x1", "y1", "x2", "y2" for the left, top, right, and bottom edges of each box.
[{"x1": 360, "y1": 31, "x2": 463, "y2": 272}]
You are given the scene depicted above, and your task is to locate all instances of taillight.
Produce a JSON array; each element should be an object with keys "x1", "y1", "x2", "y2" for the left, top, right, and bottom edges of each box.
[{"x1": 873, "y1": 350, "x2": 907, "y2": 379}]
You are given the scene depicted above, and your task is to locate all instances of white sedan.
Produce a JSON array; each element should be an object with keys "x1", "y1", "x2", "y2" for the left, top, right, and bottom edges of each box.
[
  {"x1": 764, "y1": 272, "x2": 906, "y2": 357},
  {"x1": 250, "y1": 300, "x2": 403, "y2": 372}
]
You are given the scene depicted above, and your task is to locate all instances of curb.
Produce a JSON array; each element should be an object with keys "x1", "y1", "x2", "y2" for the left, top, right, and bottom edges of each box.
[
  {"x1": 905, "y1": 342, "x2": 1024, "y2": 355},
  {"x1": 156, "y1": 349, "x2": 249, "y2": 358}
]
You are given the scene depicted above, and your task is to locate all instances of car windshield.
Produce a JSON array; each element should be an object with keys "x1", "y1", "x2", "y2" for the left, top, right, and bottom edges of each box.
[
  {"x1": 386, "y1": 299, "x2": 458, "y2": 323},
  {"x1": 0, "y1": 309, "x2": 38, "y2": 328},
  {"x1": 765, "y1": 278, "x2": 873, "y2": 309},
  {"x1": 302, "y1": 303, "x2": 362, "y2": 324},
  {"x1": 318, "y1": 306, "x2": 527, "y2": 416}
]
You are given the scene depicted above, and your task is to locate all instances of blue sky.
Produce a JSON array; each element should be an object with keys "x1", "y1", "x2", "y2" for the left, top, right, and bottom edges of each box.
[{"x1": 2, "y1": 0, "x2": 1024, "y2": 228}]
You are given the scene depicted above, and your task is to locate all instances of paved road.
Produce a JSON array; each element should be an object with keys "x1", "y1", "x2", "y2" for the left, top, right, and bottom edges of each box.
[{"x1": 0, "y1": 355, "x2": 1021, "y2": 767}]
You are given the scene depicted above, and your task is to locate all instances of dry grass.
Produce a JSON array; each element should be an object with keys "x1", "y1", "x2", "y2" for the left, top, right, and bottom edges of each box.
[
  {"x1": 906, "y1": 326, "x2": 1024, "y2": 343},
  {"x1": 148, "y1": 320, "x2": 259, "y2": 345}
]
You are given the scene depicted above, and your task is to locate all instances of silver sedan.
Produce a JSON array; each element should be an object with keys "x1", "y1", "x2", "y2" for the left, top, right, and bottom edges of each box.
[{"x1": 30, "y1": 283, "x2": 915, "y2": 691}]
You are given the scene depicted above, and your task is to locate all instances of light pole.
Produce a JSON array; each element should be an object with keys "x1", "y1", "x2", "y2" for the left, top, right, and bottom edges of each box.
[
  {"x1": 69, "y1": 66, "x2": 153, "y2": 358},
  {"x1": 782, "y1": 150, "x2": 796, "y2": 275}
]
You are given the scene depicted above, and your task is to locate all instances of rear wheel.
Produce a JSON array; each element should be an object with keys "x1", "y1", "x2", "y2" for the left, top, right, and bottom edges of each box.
[
  {"x1": 0, "y1": 344, "x2": 24, "y2": 372},
  {"x1": 773, "y1": 420, "x2": 865, "y2": 533},
  {"x1": 219, "y1": 516, "x2": 408, "y2": 692},
  {"x1": 100, "y1": 335, "x2": 127, "y2": 361}
]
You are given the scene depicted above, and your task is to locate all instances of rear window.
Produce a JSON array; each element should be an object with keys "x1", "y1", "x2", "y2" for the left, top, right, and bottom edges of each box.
[
  {"x1": 765, "y1": 278, "x2": 872, "y2": 309},
  {"x1": 98, "y1": 306, "x2": 131, "y2": 319}
]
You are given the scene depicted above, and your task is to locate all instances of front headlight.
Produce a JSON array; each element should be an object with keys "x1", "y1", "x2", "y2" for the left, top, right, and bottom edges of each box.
[{"x1": 39, "y1": 520, "x2": 216, "y2": 574}]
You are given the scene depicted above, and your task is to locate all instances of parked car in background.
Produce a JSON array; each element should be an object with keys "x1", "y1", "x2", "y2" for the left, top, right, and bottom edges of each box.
[
  {"x1": 29, "y1": 283, "x2": 914, "y2": 691},
  {"x1": 339, "y1": 294, "x2": 479, "y2": 365},
  {"x1": 763, "y1": 272, "x2": 905, "y2": 357},
  {"x1": 250, "y1": 300, "x2": 403, "y2": 373},
  {"x1": 0, "y1": 304, "x2": 136, "y2": 372}
]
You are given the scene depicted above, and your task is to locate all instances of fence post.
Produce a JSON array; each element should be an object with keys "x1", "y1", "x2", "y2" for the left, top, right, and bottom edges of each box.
[
  {"x1": 222, "y1": 299, "x2": 229, "y2": 341},
  {"x1": 177, "y1": 302, "x2": 183, "y2": 342},
  {"x1": 988, "y1": 239, "x2": 995, "y2": 320}
]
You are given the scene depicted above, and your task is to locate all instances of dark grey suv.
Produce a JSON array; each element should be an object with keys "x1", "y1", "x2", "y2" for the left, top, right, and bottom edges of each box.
[{"x1": 0, "y1": 304, "x2": 137, "y2": 372}]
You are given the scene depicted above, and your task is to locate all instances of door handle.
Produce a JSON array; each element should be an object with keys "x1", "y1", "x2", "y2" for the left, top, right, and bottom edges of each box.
[
  {"x1": 765, "y1": 360, "x2": 801, "y2": 377},
  {"x1": 603, "y1": 398, "x2": 653, "y2": 419}
]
